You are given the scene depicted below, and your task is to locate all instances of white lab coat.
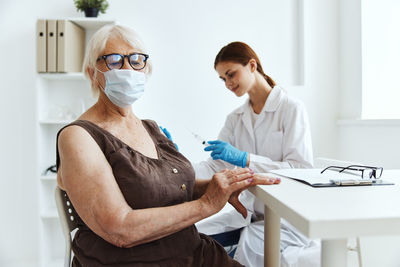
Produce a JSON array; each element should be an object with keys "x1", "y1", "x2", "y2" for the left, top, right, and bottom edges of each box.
[{"x1": 194, "y1": 86, "x2": 320, "y2": 267}]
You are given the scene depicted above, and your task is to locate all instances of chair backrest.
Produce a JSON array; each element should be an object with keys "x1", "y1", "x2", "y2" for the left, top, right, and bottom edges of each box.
[{"x1": 55, "y1": 186, "x2": 79, "y2": 267}]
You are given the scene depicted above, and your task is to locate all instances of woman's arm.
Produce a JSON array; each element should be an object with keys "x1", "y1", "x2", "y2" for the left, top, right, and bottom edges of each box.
[
  {"x1": 58, "y1": 125, "x2": 254, "y2": 248},
  {"x1": 193, "y1": 179, "x2": 210, "y2": 200}
]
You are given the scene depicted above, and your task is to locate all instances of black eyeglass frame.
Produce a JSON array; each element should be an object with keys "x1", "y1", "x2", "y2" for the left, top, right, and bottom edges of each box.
[
  {"x1": 43, "y1": 164, "x2": 57, "y2": 175},
  {"x1": 320, "y1": 165, "x2": 383, "y2": 179},
  {"x1": 97, "y1": 53, "x2": 149, "y2": 70}
]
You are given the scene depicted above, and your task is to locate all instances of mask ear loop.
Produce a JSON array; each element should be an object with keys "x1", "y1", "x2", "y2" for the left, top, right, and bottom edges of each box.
[{"x1": 94, "y1": 67, "x2": 107, "y2": 91}]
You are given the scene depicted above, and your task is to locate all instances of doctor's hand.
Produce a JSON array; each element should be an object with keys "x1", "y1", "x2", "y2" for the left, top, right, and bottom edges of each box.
[
  {"x1": 200, "y1": 168, "x2": 254, "y2": 218},
  {"x1": 204, "y1": 140, "x2": 248, "y2": 168},
  {"x1": 159, "y1": 126, "x2": 179, "y2": 151}
]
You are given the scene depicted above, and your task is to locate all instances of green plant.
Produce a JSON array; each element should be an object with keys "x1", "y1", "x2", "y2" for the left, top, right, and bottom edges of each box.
[{"x1": 74, "y1": 0, "x2": 109, "y2": 14}]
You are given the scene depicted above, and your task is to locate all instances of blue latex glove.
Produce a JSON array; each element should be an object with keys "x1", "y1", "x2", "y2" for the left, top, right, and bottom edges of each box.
[
  {"x1": 204, "y1": 140, "x2": 248, "y2": 168},
  {"x1": 159, "y1": 126, "x2": 179, "y2": 151}
]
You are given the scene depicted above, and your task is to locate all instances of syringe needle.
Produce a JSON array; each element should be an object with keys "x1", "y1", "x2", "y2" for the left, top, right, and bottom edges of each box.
[{"x1": 189, "y1": 130, "x2": 210, "y2": 146}]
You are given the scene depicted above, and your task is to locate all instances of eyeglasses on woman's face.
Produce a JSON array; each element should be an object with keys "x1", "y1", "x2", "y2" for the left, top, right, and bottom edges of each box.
[{"x1": 97, "y1": 53, "x2": 149, "y2": 71}]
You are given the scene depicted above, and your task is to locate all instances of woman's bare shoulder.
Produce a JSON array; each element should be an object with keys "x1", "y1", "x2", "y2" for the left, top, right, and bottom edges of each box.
[
  {"x1": 59, "y1": 124, "x2": 88, "y2": 141},
  {"x1": 58, "y1": 124, "x2": 99, "y2": 156},
  {"x1": 57, "y1": 124, "x2": 109, "y2": 188}
]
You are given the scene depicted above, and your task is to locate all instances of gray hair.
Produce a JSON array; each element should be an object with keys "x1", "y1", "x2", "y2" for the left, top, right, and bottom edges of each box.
[{"x1": 82, "y1": 24, "x2": 152, "y2": 96}]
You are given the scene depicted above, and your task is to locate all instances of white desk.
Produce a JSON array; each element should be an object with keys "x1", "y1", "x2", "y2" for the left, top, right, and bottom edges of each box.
[{"x1": 248, "y1": 170, "x2": 400, "y2": 267}]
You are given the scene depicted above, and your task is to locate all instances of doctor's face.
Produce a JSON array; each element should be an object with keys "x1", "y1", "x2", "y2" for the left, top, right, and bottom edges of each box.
[{"x1": 215, "y1": 61, "x2": 255, "y2": 97}]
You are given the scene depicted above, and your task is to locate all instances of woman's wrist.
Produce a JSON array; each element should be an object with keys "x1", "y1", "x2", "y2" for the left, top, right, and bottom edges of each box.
[
  {"x1": 193, "y1": 179, "x2": 209, "y2": 199},
  {"x1": 197, "y1": 195, "x2": 216, "y2": 219}
]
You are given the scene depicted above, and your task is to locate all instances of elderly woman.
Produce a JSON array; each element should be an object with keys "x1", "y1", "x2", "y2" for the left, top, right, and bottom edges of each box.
[{"x1": 56, "y1": 24, "x2": 280, "y2": 266}]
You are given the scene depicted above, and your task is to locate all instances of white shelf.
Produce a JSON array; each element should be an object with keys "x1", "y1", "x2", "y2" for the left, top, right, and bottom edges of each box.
[
  {"x1": 36, "y1": 17, "x2": 115, "y2": 267},
  {"x1": 39, "y1": 119, "x2": 73, "y2": 125},
  {"x1": 38, "y1": 72, "x2": 85, "y2": 80},
  {"x1": 41, "y1": 208, "x2": 58, "y2": 219},
  {"x1": 68, "y1": 17, "x2": 116, "y2": 30},
  {"x1": 41, "y1": 175, "x2": 57, "y2": 181}
]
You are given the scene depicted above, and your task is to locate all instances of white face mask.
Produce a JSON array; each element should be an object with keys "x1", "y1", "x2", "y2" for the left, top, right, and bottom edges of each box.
[{"x1": 98, "y1": 69, "x2": 146, "y2": 108}]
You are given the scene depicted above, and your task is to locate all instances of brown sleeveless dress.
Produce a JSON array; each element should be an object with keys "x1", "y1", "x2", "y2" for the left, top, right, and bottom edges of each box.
[{"x1": 56, "y1": 119, "x2": 244, "y2": 267}]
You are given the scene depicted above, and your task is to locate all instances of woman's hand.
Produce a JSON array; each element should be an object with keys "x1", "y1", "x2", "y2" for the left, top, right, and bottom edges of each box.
[
  {"x1": 199, "y1": 170, "x2": 281, "y2": 219},
  {"x1": 228, "y1": 173, "x2": 281, "y2": 218},
  {"x1": 199, "y1": 168, "x2": 254, "y2": 217}
]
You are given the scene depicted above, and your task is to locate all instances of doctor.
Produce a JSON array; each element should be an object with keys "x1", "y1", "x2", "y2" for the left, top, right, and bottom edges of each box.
[{"x1": 193, "y1": 42, "x2": 320, "y2": 267}]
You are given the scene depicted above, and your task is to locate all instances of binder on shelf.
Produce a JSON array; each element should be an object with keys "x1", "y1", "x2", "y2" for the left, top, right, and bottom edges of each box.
[
  {"x1": 57, "y1": 20, "x2": 85, "y2": 73},
  {"x1": 36, "y1": 19, "x2": 47, "y2": 72},
  {"x1": 270, "y1": 168, "x2": 395, "y2": 187},
  {"x1": 47, "y1": 19, "x2": 57, "y2": 72}
]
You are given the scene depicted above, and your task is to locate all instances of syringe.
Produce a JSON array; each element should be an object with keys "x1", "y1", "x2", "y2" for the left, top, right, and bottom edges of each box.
[{"x1": 190, "y1": 131, "x2": 210, "y2": 146}]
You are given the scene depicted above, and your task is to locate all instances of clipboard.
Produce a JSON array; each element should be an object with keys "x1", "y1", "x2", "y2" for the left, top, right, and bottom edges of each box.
[{"x1": 269, "y1": 168, "x2": 395, "y2": 187}]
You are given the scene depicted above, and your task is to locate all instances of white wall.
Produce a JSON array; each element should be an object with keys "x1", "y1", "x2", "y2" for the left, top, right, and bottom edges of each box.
[
  {"x1": 338, "y1": 0, "x2": 400, "y2": 169},
  {"x1": 338, "y1": 121, "x2": 400, "y2": 169},
  {"x1": 118, "y1": 0, "x2": 306, "y2": 162},
  {"x1": 301, "y1": 0, "x2": 340, "y2": 159},
  {"x1": 0, "y1": 0, "x2": 363, "y2": 266},
  {"x1": 337, "y1": 1, "x2": 400, "y2": 267},
  {"x1": 362, "y1": 0, "x2": 400, "y2": 119}
]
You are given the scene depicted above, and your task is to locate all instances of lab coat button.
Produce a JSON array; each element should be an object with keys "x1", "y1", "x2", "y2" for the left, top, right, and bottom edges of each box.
[
  {"x1": 172, "y1": 168, "x2": 178, "y2": 173},
  {"x1": 181, "y1": 184, "x2": 186, "y2": 191}
]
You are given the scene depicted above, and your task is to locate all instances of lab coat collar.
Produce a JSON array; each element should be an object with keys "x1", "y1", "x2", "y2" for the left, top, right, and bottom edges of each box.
[{"x1": 234, "y1": 85, "x2": 283, "y2": 115}]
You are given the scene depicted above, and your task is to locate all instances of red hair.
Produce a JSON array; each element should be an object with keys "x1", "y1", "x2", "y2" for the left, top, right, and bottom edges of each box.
[{"x1": 214, "y1": 42, "x2": 276, "y2": 87}]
